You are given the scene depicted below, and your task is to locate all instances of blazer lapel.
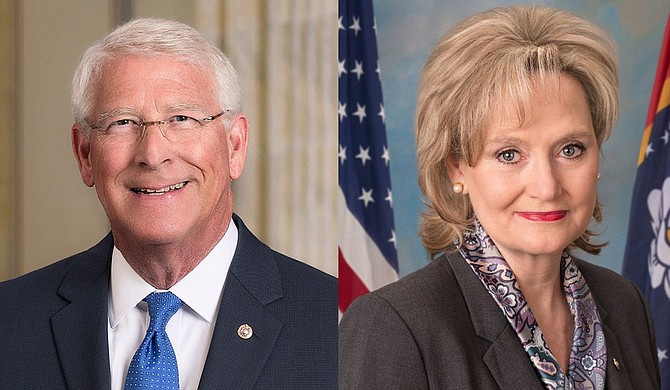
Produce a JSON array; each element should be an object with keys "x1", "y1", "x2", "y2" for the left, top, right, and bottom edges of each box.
[
  {"x1": 588, "y1": 289, "x2": 634, "y2": 390},
  {"x1": 51, "y1": 234, "x2": 113, "y2": 389},
  {"x1": 447, "y1": 253, "x2": 545, "y2": 390},
  {"x1": 198, "y1": 215, "x2": 283, "y2": 390},
  {"x1": 600, "y1": 322, "x2": 634, "y2": 390}
]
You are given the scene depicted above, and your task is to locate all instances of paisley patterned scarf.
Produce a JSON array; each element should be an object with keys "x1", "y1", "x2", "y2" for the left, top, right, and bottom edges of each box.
[{"x1": 458, "y1": 221, "x2": 607, "y2": 389}]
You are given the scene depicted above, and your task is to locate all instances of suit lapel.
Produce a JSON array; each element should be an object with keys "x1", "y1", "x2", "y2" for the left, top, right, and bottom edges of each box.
[
  {"x1": 600, "y1": 321, "x2": 634, "y2": 390},
  {"x1": 447, "y1": 253, "x2": 545, "y2": 390},
  {"x1": 584, "y1": 279, "x2": 634, "y2": 390},
  {"x1": 51, "y1": 234, "x2": 113, "y2": 389},
  {"x1": 198, "y1": 215, "x2": 283, "y2": 390},
  {"x1": 449, "y1": 253, "x2": 634, "y2": 389}
]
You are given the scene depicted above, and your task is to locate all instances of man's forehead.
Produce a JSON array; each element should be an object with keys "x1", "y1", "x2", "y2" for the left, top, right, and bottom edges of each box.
[
  {"x1": 99, "y1": 54, "x2": 207, "y2": 78},
  {"x1": 92, "y1": 56, "x2": 217, "y2": 113},
  {"x1": 93, "y1": 54, "x2": 210, "y2": 92}
]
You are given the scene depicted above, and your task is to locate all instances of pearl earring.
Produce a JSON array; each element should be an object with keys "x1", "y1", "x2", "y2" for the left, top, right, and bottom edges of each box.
[{"x1": 452, "y1": 183, "x2": 464, "y2": 194}]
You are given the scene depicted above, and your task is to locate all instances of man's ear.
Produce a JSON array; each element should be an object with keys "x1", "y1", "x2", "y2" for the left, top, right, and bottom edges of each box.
[
  {"x1": 227, "y1": 114, "x2": 249, "y2": 180},
  {"x1": 445, "y1": 156, "x2": 468, "y2": 194},
  {"x1": 71, "y1": 123, "x2": 95, "y2": 187}
]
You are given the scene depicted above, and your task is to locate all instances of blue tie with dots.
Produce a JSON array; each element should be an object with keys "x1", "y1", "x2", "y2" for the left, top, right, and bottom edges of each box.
[{"x1": 125, "y1": 291, "x2": 182, "y2": 389}]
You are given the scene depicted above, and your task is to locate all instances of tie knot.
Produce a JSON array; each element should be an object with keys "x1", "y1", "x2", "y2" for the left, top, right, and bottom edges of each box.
[{"x1": 145, "y1": 291, "x2": 182, "y2": 332}]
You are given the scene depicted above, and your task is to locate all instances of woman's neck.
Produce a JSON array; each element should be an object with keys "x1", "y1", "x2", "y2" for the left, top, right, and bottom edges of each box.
[{"x1": 502, "y1": 249, "x2": 574, "y2": 371}]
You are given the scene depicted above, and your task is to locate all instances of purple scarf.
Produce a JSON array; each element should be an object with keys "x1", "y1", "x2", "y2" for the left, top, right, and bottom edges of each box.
[{"x1": 459, "y1": 221, "x2": 607, "y2": 389}]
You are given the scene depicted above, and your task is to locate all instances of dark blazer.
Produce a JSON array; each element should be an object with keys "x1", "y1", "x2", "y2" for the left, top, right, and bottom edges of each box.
[
  {"x1": 0, "y1": 214, "x2": 337, "y2": 389},
  {"x1": 339, "y1": 252, "x2": 660, "y2": 389}
]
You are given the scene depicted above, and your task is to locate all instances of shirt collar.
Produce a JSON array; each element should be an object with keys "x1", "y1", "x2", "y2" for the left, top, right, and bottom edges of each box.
[{"x1": 109, "y1": 219, "x2": 238, "y2": 328}]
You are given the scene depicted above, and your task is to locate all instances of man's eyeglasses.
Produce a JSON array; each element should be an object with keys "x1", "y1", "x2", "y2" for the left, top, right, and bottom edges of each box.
[{"x1": 88, "y1": 111, "x2": 227, "y2": 141}]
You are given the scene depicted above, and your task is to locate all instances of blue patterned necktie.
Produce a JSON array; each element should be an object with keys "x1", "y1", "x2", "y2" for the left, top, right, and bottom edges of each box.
[{"x1": 125, "y1": 291, "x2": 183, "y2": 389}]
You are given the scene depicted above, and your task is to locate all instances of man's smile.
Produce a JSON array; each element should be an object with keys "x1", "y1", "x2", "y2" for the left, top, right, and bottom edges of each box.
[{"x1": 131, "y1": 181, "x2": 188, "y2": 195}]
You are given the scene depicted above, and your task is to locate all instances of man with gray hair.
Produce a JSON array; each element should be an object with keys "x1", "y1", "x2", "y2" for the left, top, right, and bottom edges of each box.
[{"x1": 0, "y1": 18, "x2": 336, "y2": 389}]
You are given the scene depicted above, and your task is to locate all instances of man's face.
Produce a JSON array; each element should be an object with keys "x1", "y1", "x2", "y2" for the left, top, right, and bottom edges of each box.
[{"x1": 72, "y1": 55, "x2": 248, "y2": 250}]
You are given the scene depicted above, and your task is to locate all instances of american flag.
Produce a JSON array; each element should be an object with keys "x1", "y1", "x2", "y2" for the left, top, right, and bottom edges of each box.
[{"x1": 338, "y1": 0, "x2": 399, "y2": 314}]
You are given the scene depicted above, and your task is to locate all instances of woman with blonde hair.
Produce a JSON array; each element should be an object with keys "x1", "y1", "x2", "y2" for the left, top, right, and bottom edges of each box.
[{"x1": 340, "y1": 5, "x2": 660, "y2": 389}]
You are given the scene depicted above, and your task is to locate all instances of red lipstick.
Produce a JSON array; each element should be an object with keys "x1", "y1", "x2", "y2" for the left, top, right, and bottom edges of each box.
[{"x1": 516, "y1": 211, "x2": 567, "y2": 222}]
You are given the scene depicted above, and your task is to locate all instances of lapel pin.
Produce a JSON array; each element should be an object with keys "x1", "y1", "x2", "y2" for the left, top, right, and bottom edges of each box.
[
  {"x1": 237, "y1": 323, "x2": 253, "y2": 340},
  {"x1": 612, "y1": 357, "x2": 620, "y2": 371}
]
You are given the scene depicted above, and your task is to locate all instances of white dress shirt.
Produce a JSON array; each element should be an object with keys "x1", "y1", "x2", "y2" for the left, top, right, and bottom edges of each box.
[{"x1": 108, "y1": 220, "x2": 237, "y2": 390}]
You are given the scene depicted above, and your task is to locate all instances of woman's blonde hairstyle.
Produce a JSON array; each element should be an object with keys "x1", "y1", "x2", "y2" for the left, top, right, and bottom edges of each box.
[{"x1": 416, "y1": 5, "x2": 619, "y2": 256}]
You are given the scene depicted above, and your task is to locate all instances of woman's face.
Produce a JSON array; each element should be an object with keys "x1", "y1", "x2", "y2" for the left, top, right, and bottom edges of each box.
[{"x1": 448, "y1": 74, "x2": 599, "y2": 260}]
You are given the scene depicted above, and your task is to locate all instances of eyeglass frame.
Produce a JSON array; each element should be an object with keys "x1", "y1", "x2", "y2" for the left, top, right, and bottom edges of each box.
[{"x1": 86, "y1": 110, "x2": 229, "y2": 139}]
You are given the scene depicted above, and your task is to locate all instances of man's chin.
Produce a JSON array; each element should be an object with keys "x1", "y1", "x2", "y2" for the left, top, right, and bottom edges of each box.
[{"x1": 111, "y1": 225, "x2": 188, "y2": 247}]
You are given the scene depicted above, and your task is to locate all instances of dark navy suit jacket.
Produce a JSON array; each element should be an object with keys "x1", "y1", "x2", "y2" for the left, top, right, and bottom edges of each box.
[{"x1": 0, "y1": 214, "x2": 337, "y2": 389}]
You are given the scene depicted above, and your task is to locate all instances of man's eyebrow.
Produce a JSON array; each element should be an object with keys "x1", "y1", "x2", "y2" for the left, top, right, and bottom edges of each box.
[
  {"x1": 95, "y1": 107, "x2": 137, "y2": 122},
  {"x1": 165, "y1": 102, "x2": 209, "y2": 112},
  {"x1": 94, "y1": 103, "x2": 210, "y2": 122}
]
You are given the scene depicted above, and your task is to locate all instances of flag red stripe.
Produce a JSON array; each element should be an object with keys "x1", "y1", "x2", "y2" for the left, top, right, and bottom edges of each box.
[
  {"x1": 646, "y1": 13, "x2": 670, "y2": 127},
  {"x1": 338, "y1": 247, "x2": 370, "y2": 313}
]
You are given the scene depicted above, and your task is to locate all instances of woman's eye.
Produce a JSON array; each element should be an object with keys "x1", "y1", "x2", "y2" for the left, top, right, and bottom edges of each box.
[
  {"x1": 497, "y1": 149, "x2": 518, "y2": 163},
  {"x1": 561, "y1": 144, "x2": 584, "y2": 158}
]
